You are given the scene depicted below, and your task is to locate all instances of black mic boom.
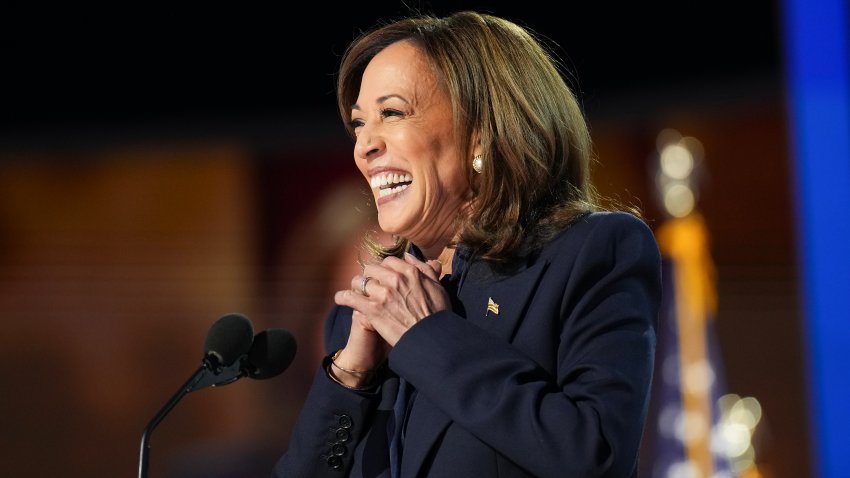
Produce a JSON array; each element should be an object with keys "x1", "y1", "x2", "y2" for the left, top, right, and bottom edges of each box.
[
  {"x1": 138, "y1": 313, "x2": 254, "y2": 478},
  {"x1": 138, "y1": 315, "x2": 298, "y2": 478}
]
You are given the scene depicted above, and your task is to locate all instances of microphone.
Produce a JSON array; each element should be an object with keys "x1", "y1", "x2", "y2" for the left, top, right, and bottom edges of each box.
[
  {"x1": 138, "y1": 313, "x2": 254, "y2": 478},
  {"x1": 138, "y1": 314, "x2": 298, "y2": 478},
  {"x1": 245, "y1": 328, "x2": 298, "y2": 379},
  {"x1": 202, "y1": 312, "x2": 255, "y2": 372},
  {"x1": 187, "y1": 328, "x2": 298, "y2": 391}
]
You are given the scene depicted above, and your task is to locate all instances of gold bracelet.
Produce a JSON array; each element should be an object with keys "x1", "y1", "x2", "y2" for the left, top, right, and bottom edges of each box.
[
  {"x1": 326, "y1": 362, "x2": 373, "y2": 391},
  {"x1": 330, "y1": 349, "x2": 375, "y2": 377}
]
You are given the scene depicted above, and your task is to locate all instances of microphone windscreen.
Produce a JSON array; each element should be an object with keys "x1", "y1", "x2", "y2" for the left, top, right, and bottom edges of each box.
[
  {"x1": 246, "y1": 328, "x2": 297, "y2": 379},
  {"x1": 203, "y1": 313, "x2": 254, "y2": 367}
]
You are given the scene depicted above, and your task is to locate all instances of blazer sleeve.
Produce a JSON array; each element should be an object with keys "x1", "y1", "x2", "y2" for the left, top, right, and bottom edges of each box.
[
  {"x1": 273, "y1": 306, "x2": 385, "y2": 478},
  {"x1": 388, "y1": 212, "x2": 662, "y2": 477}
]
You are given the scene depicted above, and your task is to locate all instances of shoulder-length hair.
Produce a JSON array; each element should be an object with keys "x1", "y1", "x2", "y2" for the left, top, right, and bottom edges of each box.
[{"x1": 337, "y1": 11, "x2": 607, "y2": 264}]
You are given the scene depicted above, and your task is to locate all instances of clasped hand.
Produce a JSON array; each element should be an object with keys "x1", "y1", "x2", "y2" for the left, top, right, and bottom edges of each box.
[{"x1": 333, "y1": 252, "x2": 450, "y2": 371}]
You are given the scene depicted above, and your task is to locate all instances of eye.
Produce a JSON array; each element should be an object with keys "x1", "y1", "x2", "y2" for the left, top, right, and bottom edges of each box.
[
  {"x1": 380, "y1": 108, "x2": 404, "y2": 119},
  {"x1": 349, "y1": 118, "x2": 364, "y2": 130}
]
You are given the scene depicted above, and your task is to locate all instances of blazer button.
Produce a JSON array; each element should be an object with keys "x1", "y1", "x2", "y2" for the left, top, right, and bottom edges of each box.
[
  {"x1": 337, "y1": 414, "x2": 353, "y2": 429},
  {"x1": 331, "y1": 443, "x2": 347, "y2": 457},
  {"x1": 335, "y1": 428, "x2": 350, "y2": 442},
  {"x1": 327, "y1": 456, "x2": 343, "y2": 470}
]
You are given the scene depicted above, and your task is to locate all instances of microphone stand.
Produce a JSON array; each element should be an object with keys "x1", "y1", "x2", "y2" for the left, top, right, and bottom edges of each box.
[
  {"x1": 139, "y1": 364, "x2": 209, "y2": 478},
  {"x1": 138, "y1": 358, "x2": 244, "y2": 478}
]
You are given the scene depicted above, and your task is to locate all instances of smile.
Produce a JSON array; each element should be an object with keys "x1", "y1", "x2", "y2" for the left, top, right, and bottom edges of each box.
[{"x1": 370, "y1": 172, "x2": 413, "y2": 198}]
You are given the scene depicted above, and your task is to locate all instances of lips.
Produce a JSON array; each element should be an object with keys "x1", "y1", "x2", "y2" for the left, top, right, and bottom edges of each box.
[{"x1": 370, "y1": 172, "x2": 413, "y2": 198}]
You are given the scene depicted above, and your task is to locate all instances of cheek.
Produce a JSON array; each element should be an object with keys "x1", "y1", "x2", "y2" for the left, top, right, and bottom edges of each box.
[
  {"x1": 422, "y1": 144, "x2": 465, "y2": 190},
  {"x1": 354, "y1": 156, "x2": 369, "y2": 178},
  {"x1": 437, "y1": 160, "x2": 468, "y2": 197}
]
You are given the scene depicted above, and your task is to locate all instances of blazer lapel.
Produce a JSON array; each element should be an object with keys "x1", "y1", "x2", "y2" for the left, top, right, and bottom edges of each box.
[
  {"x1": 398, "y1": 393, "x2": 451, "y2": 478},
  {"x1": 460, "y1": 259, "x2": 549, "y2": 341}
]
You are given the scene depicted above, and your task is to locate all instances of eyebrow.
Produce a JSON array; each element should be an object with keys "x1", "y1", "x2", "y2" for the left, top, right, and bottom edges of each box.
[{"x1": 351, "y1": 94, "x2": 411, "y2": 111}]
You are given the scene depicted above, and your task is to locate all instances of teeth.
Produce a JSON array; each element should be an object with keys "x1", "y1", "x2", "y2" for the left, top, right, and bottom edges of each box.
[
  {"x1": 378, "y1": 183, "x2": 410, "y2": 197},
  {"x1": 370, "y1": 172, "x2": 412, "y2": 189}
]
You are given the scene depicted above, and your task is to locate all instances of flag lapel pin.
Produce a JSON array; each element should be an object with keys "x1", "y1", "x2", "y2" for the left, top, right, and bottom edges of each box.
[{"x1": 486, "y1": 297, "x2": 500, "y2": 316}]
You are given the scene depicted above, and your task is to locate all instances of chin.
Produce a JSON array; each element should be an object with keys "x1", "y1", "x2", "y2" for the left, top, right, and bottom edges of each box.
[
  {"x1": 377, "y1": 208, "x2": 415, "y2": 238},
  {"x1": 376, "y1": 220, "x2": 404, "y2": 238}
]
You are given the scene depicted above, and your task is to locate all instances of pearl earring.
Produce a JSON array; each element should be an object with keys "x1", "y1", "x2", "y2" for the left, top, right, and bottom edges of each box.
[{"x1": 472, "y1": 154, "x2": 483, "y2": 174}]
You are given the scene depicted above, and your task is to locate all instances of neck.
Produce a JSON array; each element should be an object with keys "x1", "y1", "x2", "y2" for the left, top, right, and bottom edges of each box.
[
  {"x1": 414, "y1": 240, "x2": 456, "y2": 279},
  {"x1": 415, "y1": 232, "x2": 454, "y2": 260}
]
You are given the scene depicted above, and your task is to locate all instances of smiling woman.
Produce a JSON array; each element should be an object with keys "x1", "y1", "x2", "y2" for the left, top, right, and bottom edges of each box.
[
  {"x1": 350, "y1": 41, "x2": 469, "y2": 261},
  {"x1": 273, "y1": 10, "x2": 662, "y2": 478}
]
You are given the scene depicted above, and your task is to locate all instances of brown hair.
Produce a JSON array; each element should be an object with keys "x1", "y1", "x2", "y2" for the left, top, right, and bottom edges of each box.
[{"x1": 337, "y1": 11, "x2": 615, "y2": 264}]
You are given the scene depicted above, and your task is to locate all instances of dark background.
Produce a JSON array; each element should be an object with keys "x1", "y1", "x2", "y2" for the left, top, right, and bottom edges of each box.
[{"x1": 3, "y1": 1, "x2": 780, "y2": 138}]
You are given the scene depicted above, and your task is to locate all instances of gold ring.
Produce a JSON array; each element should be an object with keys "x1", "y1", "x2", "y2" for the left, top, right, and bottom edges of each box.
[{"x1": 359, "y1": 276, "x2": 373, "y2": 296}]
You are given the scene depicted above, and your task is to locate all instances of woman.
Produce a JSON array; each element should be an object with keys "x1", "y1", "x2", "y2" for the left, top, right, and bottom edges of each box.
[{"x1": 275, "y1": 10, "x2": 661, "y2": 478}]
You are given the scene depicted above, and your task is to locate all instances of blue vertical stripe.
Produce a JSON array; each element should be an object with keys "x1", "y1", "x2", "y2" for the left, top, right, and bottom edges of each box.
[{"x1": 782, "y1": 0, "x2": 850, "y2": 477}]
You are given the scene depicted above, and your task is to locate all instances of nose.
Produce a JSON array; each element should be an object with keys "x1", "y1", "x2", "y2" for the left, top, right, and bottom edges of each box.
[{"x1": 353, "y1": 124, "x2": 385, "y2": 161}]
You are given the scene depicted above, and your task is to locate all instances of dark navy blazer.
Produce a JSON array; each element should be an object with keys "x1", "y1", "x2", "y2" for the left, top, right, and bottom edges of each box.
[{"x1": 274, "y1": 211, "x2": 661, "y2": 477}]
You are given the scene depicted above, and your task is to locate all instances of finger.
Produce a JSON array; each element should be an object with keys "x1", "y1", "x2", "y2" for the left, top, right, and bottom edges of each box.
[
  {"x1": 362, "y1": 261, "x2": 405, "y2": 290},
  {"x1": 370, "y1": 256, "x2": 432, "y2": 290},
  {"x1": 425, "y1": 259, "x2": 442, "y2": 278},
  {"x1": 350, "y1": 274, "x2": 377, "y2": 297},
  {"x1": 401, "y1": 252, "x2": 440, "y2": 281},
  {"x1": 335, "y1": 288, "x2": 373, "y2": 311}
]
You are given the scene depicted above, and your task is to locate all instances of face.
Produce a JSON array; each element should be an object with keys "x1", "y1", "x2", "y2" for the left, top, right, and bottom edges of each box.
[{"x1": 350, "y1": 40, "x2": 470, "y2": 257}]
